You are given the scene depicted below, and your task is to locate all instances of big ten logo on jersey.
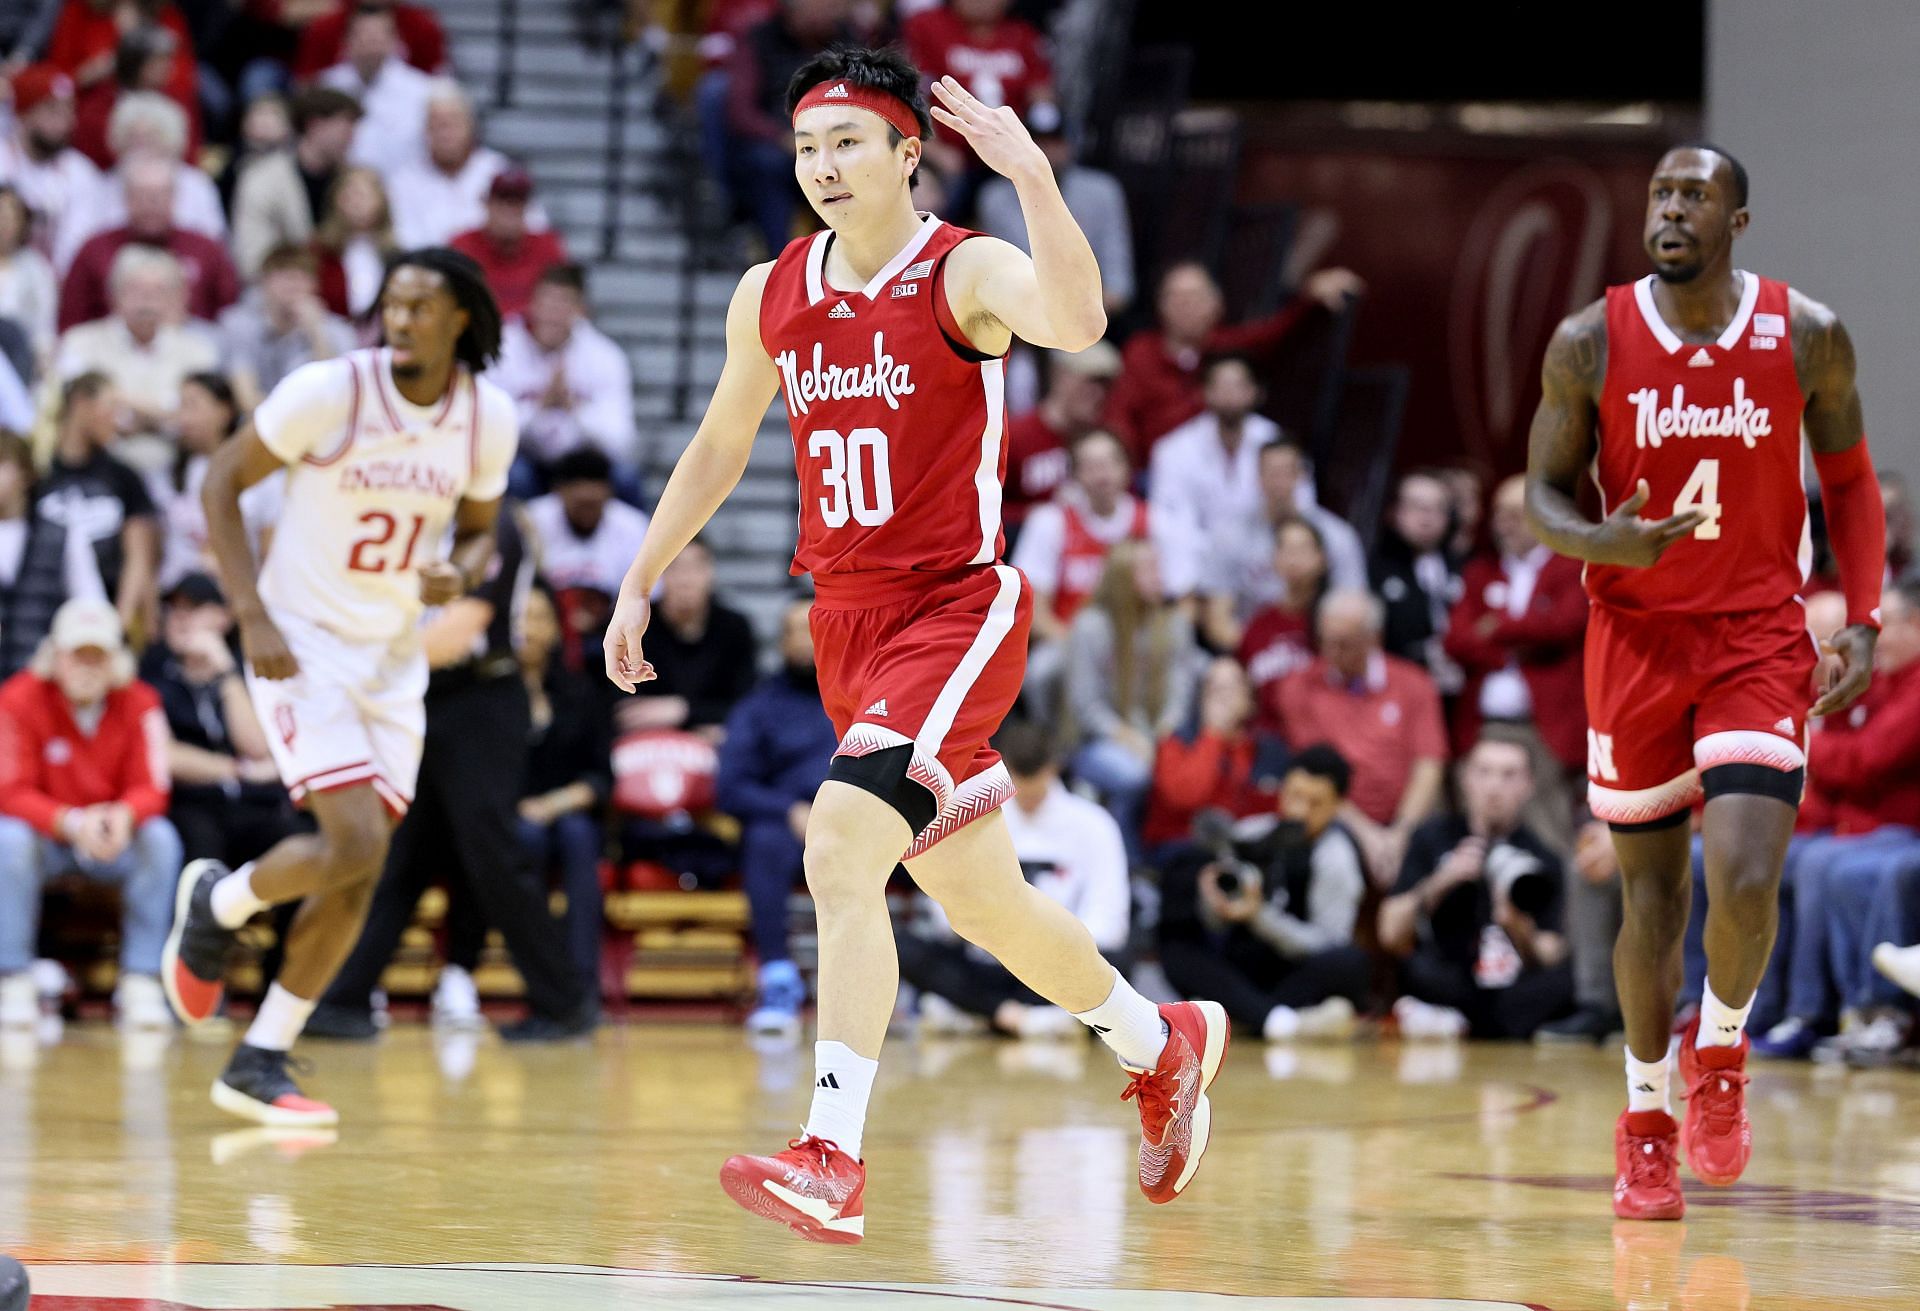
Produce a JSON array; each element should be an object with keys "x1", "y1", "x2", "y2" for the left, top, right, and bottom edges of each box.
[
  {"x1": 775, "y1": 334, "x2": 916, "y2": 418},
  {"x1": 1587, "y1": 729, "x2": 1618, "y2": 782}
]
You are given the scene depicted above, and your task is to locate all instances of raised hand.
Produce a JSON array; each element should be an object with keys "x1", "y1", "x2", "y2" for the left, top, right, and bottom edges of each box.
[
  {"x1": 928, "y1": 76, "x2": 1049, "y2": 182},
  {"x1": 1588, "y1": 479, "x2": 1705, "y2": 567}
]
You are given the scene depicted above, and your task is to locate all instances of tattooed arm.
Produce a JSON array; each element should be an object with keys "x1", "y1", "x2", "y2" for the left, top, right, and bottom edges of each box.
[{"x1": 1524, "y1": 299, "x2": 1704, "y2": 567}]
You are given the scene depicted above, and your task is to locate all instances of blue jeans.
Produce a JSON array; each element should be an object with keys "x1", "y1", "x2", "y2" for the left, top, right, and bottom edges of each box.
[
  {"x1": 0, "y1": 814, "x2": 182, "y2": 976},
  {"x1": 741, "y1": 816, "x2": 805, "y2": 964},
  {"x1": 517, "y1": 812, "x2": 605, "y2": 988},
  {"x1": 1071, "y1": 737, "x2": 1152, "y2": 866},
  {"x1": 1819, "y1": 832, "x2": 1920, "y2": 1010}
]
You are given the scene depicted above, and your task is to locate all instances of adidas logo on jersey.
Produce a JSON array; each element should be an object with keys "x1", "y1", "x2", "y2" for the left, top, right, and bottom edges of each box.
[
  {"x1": 824, "y1": 83, "x2": 850, "y2": 99},
  {"x1": 1774, "y1": 717, "x2": 1796, "y2": 736},
  {"x1": 1687, "y1": 348, "x2": 1715, "y2": 367},
  {"x1": 864, "y1": 699, "x2": 890, "y2": 718},
  {"x1": 828, "y1": 300, "x2": 856, "y2": 319}
]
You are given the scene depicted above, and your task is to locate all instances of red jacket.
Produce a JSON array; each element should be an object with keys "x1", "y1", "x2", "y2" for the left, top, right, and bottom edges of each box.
[
  {"x1": 0, "y1": 671, "x2": 171, "y2": 838},
  {"x1": 448, "y1": 227, "x2": 569, "y2": 320},
  {"x1": 1807, "y1": 659, "x2": 1920, "y2": 832},
  {"x1": 1142, "y1": 727, "x2": 1283, "y2": 847},
  {"x1": 59, "y1": 227, "x2": 241, "y2": 331},
  {"x1": 1442, "y1": 550, "x2": 1588, "y2": 770},
  {"x1": 290, "y1": 3, "x2": 448, "y2": 80}
]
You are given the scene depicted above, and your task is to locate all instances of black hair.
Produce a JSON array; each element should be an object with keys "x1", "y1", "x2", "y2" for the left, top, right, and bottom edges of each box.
[
  {"x1": 537, "y1": 261, "x2": 588, "y2": 296},
  {"x1": 175, "y1": 371, "x2": 241, "y2": 491},
  {"x1": 1286, "y1": 743, "x2": 1352, "y2": 798},
  {"x1": 1670, "y1": 141, "x2": 1750, "y2": 208},
  {"x1": 1259, "y1": 435, "x2": 1308, "y2": 462},
  {"x1": 549, "y1": 445, "x2": 614, "y2": 487},
  {"x1": 375, "y1": 247, "x2": 503, "y2": 370},
  {"x1": 115, "y1": 24, "x2": 176, "y2": 89},
  {"x1": 993, "y1": 719, "x2": 1056, "y2": 779},
  {"x1": 1203, "y1": 351, "x2": 1260, "y2": 382},
  {"x1": 61, "y1": 371, "x2": 113, "y2": 416},
  {"x1": 785, "y1": 44, "x2": 934, "y2": 144}
]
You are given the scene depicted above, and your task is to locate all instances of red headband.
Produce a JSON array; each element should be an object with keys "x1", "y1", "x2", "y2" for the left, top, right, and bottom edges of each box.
[{"x1": 792, "y1": 80, "x2": 922, "y2": 142}]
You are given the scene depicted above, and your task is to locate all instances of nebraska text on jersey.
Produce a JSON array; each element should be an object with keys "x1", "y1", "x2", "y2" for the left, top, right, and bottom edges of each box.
[
  {"x1": 1628, "y1": 378, "x2": 1772, "y2": 449},
  {"x1": 776, "y1": 333, "x2": 917, "y2": 417}
]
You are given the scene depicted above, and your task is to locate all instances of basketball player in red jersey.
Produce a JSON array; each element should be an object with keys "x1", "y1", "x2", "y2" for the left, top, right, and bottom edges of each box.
[
  {"x1": 1525, "y1": 145, "x2": 1885, "y2": 1221},
  {"x1": 604, "y1": 47, "x2": 1229, "y2": 1243}
]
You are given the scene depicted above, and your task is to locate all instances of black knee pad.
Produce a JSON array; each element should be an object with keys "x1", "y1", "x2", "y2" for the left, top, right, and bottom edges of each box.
[
  {"x1": 1701, "y1": 763, "x2": 1804, "y2": 807},
  {"x1": 1608, "y1": 808, "x2": 1692, "y2": 836},
  {"x1": 828, "y1": 744, "x2": 939, "y2": 835}
]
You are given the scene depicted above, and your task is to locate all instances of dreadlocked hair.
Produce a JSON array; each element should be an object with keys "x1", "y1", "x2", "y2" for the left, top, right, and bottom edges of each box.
[{"x1": 376, "y1": 246, "x2": 504, "y2": 370}]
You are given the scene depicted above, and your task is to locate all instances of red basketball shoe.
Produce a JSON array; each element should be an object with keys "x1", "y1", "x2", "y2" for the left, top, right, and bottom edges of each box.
[
  {"x1": 1121, "y1": 1000, "x2": 1229, "y2": 1204},
  {"x1": 720, "y1": 1135, "x2": 865, "y2": 1244},
  {"x1": 1613, "y1": 1109, "x2": 1685, "y2": 1220},
  {"x1": 1677, "y1": 1016, "x2": 1752, "y2": 1185}
]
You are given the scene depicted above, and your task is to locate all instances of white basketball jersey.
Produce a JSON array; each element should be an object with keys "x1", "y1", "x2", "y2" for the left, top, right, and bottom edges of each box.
[{"x1": 253, "y1": 348, "x2": 518, "y2": 642}]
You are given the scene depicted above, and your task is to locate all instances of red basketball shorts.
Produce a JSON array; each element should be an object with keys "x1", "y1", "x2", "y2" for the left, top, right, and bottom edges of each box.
[
  {"x1": 1584, "y1": 598, "x2": 1817, "y2": 825},
  {"x1": 810, "y1": 563, "x2": 1032, "y2": 858}
]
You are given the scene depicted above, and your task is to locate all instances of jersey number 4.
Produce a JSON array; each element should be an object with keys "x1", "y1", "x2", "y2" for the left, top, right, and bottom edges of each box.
[
  {"x1": 809, "y1": 427, "x2": 895, "y2": 528},
  {"x1": 348, "y1": 511, "x2": 429, "y2": 573},
  {"x1": 1674, "y1": 459, "x2": 1724, "y2": 540}
]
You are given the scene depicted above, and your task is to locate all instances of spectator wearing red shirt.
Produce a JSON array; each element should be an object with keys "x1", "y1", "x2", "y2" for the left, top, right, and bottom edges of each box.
[
  {"x1": 58, "y1": 152, "x2": 239, "y2": 330},
  {"x1": 449, "y1": 168, "x2": 568, "y2": 320},
  {"x1": 1104, "y1": 260, "x2": 1363, "y2": 468},
  {"x1": 1237, "y1": 515, "x2": 1329, "y2": 731},
  {"x1": 0, "y1": 598, "x2": 180, "y2": 1032},
  {"x1": 1275, "y1": 589, "x2": 1447, "y2": 885},
  {"x1": 905, "y1": 0, "x2": 1054, "y2": 207},
  {"x1": 1442, "y1": 474, "x2": 1587, "y2": 779},
  {"x1": 1002, "y1": 340, "x2": 1118, "y2": 536},
  {"x1": 290, "y1": 0, "x2": 447, "y2": 80},
  {"x1": 1143, "y1": 656, "x2": 1285, "y2": 850}
]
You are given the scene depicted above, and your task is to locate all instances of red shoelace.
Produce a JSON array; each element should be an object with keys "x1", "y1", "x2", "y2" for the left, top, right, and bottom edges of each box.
[
  {"x1": 784, "y1": 1134, "x2": 845, "y2": 1167},
  {"x1": 1622, "y1": 1129, "x2": 1678, "y2": 1190},
  {"x1": 1687, "y1": 1068, "x2": 1749, "y2": 1133},
  {"x1": 1120, "y1": 1067, "x2": 1175, "y2": 1141}
]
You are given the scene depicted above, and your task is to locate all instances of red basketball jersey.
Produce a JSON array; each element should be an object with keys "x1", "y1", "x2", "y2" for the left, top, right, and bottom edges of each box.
[
  {"x1": 760, "y1": 215, "x2": 1009, "y2": 583},
  {"x1": 1586, "y1": 272, "x2": 1810, "y2": 615}
]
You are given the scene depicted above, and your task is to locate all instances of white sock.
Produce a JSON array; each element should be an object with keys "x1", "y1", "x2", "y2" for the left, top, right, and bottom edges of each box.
[
  {"x1": 803, "y1": 1040, "x2": 879, "y2": 1160},
  {"x1": 245, "y1": 983, "x2": 316, "y2": 1052},
  {"x1": 211, "y1": 865, "x2": 268, "y2": 929},
  {"x1": 1626, "y1": 1046, "x2": 1671, "y2": 1115},
  {"x1": 1072, "y1": 970, "x2": 1168, "y2": 1069},
  {"x1": 1697, "y1": 982, "x2": 1753, "y2": 1048},
  {"x1": 1263, "y1": 1005, "x2": 1300, "y2": 1041}
]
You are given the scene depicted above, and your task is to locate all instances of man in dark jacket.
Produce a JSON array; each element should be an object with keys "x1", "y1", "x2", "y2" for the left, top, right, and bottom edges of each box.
[
  {"x1": 1369, "y1": 468, "x2": 1463, "y2": 695},
  {"x1": 715, "y1": 599, "x2": 837, "y2": 1036}
]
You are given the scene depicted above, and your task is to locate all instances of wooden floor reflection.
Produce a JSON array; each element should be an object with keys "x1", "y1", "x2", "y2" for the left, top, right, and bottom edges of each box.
[{"x1": 4, "y1": 1023, "x2": 1918, "y2": 1309}]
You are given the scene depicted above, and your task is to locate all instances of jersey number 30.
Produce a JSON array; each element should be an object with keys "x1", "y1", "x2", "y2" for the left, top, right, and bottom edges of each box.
[
  {"x1": 809, "y1": 427, "x2": 895, "y2": 528},
  {"x1": 1674, "y1": 459, "x2": 1723, "y2": 540}
]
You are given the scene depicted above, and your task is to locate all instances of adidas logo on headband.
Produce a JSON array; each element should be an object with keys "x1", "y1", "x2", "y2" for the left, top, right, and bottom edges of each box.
[{"x1": 825, "y1": 83, "x2": 850, "y2": 99}]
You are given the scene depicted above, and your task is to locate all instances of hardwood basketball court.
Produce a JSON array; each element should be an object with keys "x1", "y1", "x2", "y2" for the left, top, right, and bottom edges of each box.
[{"x1": 5, "y1": 1023, "x2": 1916, "y2": 1309}]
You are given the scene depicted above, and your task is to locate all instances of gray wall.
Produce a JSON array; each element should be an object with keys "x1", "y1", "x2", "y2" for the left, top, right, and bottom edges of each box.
[{"x1": 1709, "y1": 0, "x2": 1920, "y2": 486}]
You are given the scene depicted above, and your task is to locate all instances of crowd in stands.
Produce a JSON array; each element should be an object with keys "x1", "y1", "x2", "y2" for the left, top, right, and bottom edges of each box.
[{"x1": 2, "y1": 1, "x2": 1920, "y2": 1072}]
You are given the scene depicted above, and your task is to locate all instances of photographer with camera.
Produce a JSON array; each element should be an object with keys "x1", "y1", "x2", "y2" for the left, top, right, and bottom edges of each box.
[
  {"x1": 1156, "y1": 744, "x2": 1371, "y2": 1042},
  {"x1": 1379, "y1": 730, "x2": 1574, "y2": 1039}
]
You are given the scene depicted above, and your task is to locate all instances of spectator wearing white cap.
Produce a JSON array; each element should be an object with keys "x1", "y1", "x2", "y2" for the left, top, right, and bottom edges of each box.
[{"x1": 0, "y1": 596, "x2": 181, "y2": 1034}]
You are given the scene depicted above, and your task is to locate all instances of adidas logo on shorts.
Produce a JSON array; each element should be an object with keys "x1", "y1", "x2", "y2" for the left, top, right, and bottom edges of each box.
[
  {"x1": 829, "y1": 300, "x2": 856, "y2": 319},
  {"x1": 864, "y1": 699, "x2": 889, "y2": 718},
  {"x1": 1774, "y1": 716, "x2": 1795, "y2": 735}
]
